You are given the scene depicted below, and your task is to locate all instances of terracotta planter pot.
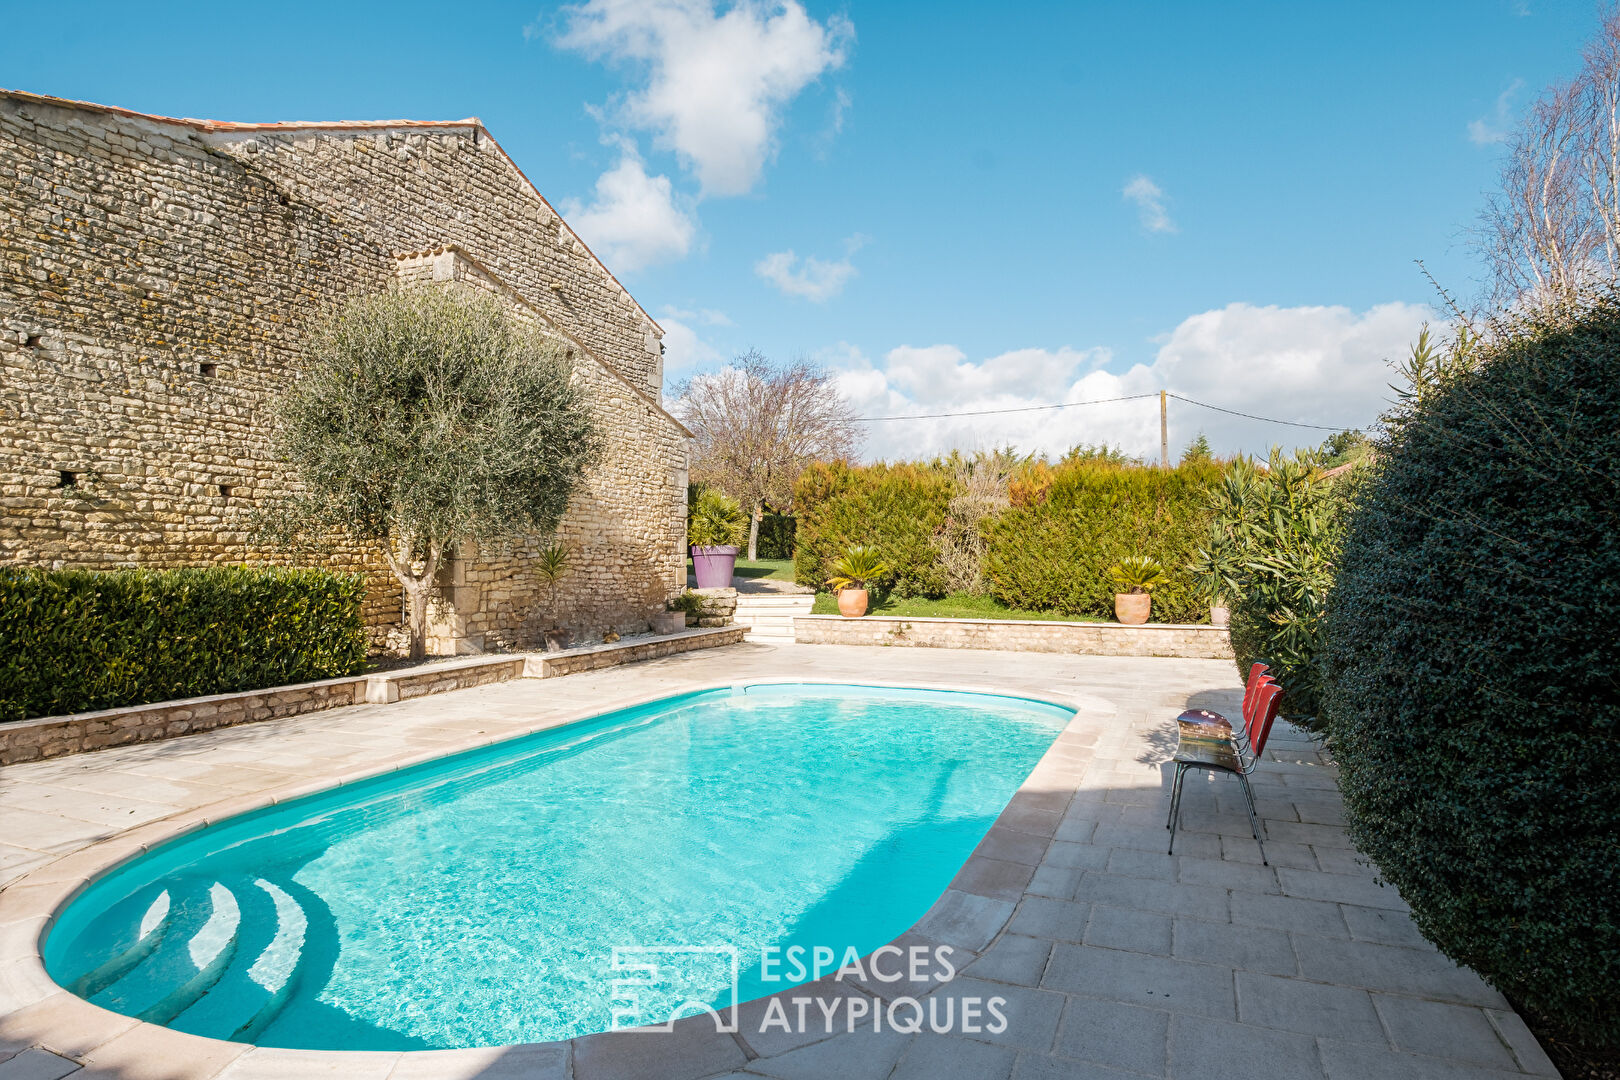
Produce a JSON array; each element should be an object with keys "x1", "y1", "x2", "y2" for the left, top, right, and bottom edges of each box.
[
  {"x1": 690, "y1": 545, "x2": 739, "y2": 589},
  {"x1": 836, "y1": 588, "x2": 870, "y2": 617},
  {"x1": 1210, "y1": 604, "x2": 1230, "y2": 627},
  {"x1": 543, "y1": 628, "x2": 572, "y2": 653},
  {"x1": 1114, "y1": 592, "x2": 1151, "y2": 625}
]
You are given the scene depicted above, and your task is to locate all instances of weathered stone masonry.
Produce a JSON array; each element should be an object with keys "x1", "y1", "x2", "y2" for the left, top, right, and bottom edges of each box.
[{"x1": 0, "y1": 90, "x2": 689, "y2": 651}]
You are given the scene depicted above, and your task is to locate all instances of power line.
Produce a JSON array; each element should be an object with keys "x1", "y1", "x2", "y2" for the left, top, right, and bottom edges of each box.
[
  {"x1": 1166, "y1": 394, "x2": 1352, "y2": 432},
  {"x1": 851, "y1": 391, "x2": 1355, "y2": 432},
  {"x1": 851, "y1": 393, "x2": 1158, "y2": 422}
]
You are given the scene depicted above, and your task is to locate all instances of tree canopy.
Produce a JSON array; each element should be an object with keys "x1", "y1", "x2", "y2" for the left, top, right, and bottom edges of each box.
[
  {"x1": 673, "y1": 349, "x2": 861, "y2": 559},
  {"x1": 266, "y1": 285, "x2": 601, "y2": 659}
]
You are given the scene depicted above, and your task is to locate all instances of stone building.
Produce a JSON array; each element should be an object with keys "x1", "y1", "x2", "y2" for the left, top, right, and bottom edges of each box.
[{"x1": 0, "y1": 90, "x2": 690, "y2": 653}]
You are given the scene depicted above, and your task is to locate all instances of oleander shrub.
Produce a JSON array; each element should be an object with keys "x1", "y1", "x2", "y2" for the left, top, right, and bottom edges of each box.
[
  {"x1": 0, "y1": 565, "x2": 367, "y2": 721},
  {"x1": 793, "y1": 461, "x2": 953, "y2": 597},
  {"x1": 1324, "y1": 307, "x2": 1620, "y2": 1048},
  {"x1": 1195, "y1": 452, "x2": 1351, "y2": 725},
  {"x1": 981, "y1": 458, "x2": 1221, "y2": 622}
]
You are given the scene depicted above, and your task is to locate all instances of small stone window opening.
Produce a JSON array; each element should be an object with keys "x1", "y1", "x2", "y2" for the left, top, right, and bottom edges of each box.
[
  {"x1": 25, "y1": 334, "x2": 41, "y2": 349},
  {"x1": 57, "y1": 470, "x2": 77, "y2": 488},
  {"x1": 198, "y1": 362, "x2": 218, "y2": 378},
  {"x1": 218, "y1": 484, "x2": 233, "y2": 498}
]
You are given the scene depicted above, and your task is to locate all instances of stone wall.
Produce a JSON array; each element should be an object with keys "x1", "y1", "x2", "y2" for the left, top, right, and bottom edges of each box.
[
  {"x1": 0, "y1": 676, "x2": 369, "y2": 765},
  {"x1": 0, "y1": 629, "x2": 747, "y2": 764},
  {"x1": 0, "y1": 91, "x2": 688, "y2": 651},
  {"x1": 792, "y1": 615, "x2": 1236, "y2": 659}
]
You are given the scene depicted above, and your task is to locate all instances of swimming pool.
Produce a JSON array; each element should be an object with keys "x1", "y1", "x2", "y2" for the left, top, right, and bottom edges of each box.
[{"x1": 44, "y1": 683, "x2": 1070, "y2": 1050}]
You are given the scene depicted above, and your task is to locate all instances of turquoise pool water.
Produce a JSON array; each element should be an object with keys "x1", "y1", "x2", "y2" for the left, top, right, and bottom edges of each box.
[{"x1": 44, "y1": 683, "x2": 1069, "y2": 1050}]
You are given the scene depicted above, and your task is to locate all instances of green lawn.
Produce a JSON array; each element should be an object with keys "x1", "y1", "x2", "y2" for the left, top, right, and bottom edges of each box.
[
  {"x1": 686, "y1": 557, "x2": 797, "y2": 584},
  {"x1": 810, "y1": 590, "x2": 1104, "y2": 622},
  {"x1": 733, "y1": 557, "x2": 796, "y2": 582}
]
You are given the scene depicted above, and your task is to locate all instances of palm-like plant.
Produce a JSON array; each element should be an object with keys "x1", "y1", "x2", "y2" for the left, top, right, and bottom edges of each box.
[
  {"x1": 826, "y1": 546, "x2": 889, "y2": 593},
  {"x1": 687, "y1": 488, "x2": 749, "y2": 548},
  {"x1": 1106, "y1": 556, "x2": 1168, "y2": 595},
  {"x1": 536, "y1": 542, "x2": 570, "y2": 628}
]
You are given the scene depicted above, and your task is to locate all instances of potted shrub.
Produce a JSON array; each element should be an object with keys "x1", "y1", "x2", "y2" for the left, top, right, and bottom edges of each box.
[
  {"x1": 661, "y1": 589, "x2": 704, "y2": 630},
  {"x1": 1106, "y1": 556, "x2": 1167, "y2": 625},
  {"x1": 1189, "y1": 517, "x2": 1240, "y2": 626},
  {"x1": 536, "y1": 542, "x2": 573, "y2": 651},
  {"x1": 689, "y1": 489, "x2": 748, "y2": 589},
  {"x1": 826, "y1": 546, "x2": 888, "y2": 618}
]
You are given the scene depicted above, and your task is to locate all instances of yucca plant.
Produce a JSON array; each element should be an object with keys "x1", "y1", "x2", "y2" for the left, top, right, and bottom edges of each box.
[
  {"x1": 687, "y1": 488, "x2": 749, "y2": 548},
  {"x1": 826, "y1": 546, "x2": 889, "y2": 593},
  {"x1": 1106, "y1": 556, "x2": 1168, "y2": 595},
  {"x1": 535, "y1": 542, "x2": 571, "y2": 628}
]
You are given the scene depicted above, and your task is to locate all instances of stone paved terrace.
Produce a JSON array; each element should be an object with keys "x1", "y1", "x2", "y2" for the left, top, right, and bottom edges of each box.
[{"x1": 0, "y1": 644, "x2": 1556, "y2": 1079}]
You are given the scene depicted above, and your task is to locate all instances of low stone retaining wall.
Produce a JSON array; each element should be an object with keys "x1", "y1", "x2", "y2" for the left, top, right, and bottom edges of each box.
[
  {"x1": 526, "y1": 626, "x2": 747, "y2": 677},
  {"x1": 0, "y1": 628, "x2": 745, "y2": 765},
  {"x1": 0, "y1": 677, "x2": 369, "y2": 765},
  {"x1": 793, "y1": 614, "x2": 1234, "y2": 659},
  {"x1": 361, "y1": 655, "x2": 528, "y2": 705}
]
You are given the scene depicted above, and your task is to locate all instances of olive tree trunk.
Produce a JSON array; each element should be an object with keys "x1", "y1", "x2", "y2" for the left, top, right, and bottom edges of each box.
[{"x1": 383, "y1": 536, "x2": 442, "y2": 663}]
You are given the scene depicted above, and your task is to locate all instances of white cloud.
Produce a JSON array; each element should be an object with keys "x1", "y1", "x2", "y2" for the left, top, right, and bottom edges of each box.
[
  {"x1": 559, "y1": 150, "x2": 696, "y2": 272},
  {"x1": 1469, "y1": 78, "x2": 1524, "y2": 145},
  {"x1": 1123, "y1": 174, "x2": 1176, "y2": 234},
  {"x1": 827, "y1": 302, "x2": 1433, "y2": 462},
  {"x1": 657, "y1": 316, "x2": 723, "y2": 372},
  {"x1": 557, "y1": 0, "x2": 853, "y2": 197},
  {"x1": 755, "y1": 233, "x2": 864, "y2": 301},
  {"x1": 661, "y1": 304, "x2": 732, "y2": 326},
  {"x1": 755, "y1": 250, "x2": 856, "y2": 301}
]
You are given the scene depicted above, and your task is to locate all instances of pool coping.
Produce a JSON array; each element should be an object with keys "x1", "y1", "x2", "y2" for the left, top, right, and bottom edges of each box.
[{"x1": 0, "y1": 675, "x2": 1115, "y2": 1080}]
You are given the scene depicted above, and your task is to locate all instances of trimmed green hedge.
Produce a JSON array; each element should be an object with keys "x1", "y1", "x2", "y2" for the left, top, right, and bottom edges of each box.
[
  {"x1": 0, "y1": 565, "x2": 367, "y2": 721},
  {"x1": 982, "y1": 459, "x2": 1221, "y2": 622},
  {"x1": 793, "y1": 462, "x2": 953, "y2": 597},
  {"x1": 756, "y1": 511, "x2": 796, "y2": 561},
  {"x1": 1324, "y1": 308, "x2": 1620, "y2": 1048}
]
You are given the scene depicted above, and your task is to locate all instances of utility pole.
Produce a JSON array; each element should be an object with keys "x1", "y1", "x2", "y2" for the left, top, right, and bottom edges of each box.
[{"x1": 1159, "y1": 390, "x2": 1169, "y2": 469}]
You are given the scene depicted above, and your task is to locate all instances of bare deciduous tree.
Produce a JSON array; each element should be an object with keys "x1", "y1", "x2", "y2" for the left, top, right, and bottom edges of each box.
[
  {"x1": 672, "y1": 350, "x2": 862, "y2": 560},
  {"x1": 1482, "y1": 8, "x2": 1620, "y2": 310}
]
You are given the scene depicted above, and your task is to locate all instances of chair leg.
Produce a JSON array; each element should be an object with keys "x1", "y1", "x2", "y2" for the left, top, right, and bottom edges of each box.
[
  {"x1": 1167, "y1": 764, "x2": 1187, "y2": 854},
  {"x1": 1237, "y1": 771, "x2": 1267, "y2": 865}
]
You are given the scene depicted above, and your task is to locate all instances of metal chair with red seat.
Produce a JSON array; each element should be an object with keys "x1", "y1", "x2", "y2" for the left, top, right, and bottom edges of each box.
[
  {"x1": 1166, "y1": 679, "x2": 1284, "y2": 864},
  {"x1": 1176, "y1": 662, "x2": 1270, "y2": 751}
]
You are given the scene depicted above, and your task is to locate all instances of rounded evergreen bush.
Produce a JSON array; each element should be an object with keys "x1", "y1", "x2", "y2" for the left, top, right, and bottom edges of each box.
[{"x1": 1324, "y1": 306, "x2": 1620, "y2": 1048}]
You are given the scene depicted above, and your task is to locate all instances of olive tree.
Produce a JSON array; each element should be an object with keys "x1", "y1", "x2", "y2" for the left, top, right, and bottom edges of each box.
[{"x1": 266, "y1": 286, "x2": 601, "y2": 661}]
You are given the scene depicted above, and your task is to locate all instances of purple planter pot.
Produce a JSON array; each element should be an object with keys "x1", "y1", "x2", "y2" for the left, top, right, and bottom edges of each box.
[{"x1": 691, "y1": 545, "x2": 739, "y2": 589}]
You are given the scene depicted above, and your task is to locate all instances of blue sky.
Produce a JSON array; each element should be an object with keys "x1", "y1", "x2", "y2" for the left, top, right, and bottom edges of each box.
[{"x1": 2, "y1": 1, "x2": 1598, "y2": 459}]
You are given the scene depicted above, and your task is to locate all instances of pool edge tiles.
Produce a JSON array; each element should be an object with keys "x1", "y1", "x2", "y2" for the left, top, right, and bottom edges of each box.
[{"x1": 35, "y1": 682, "x2": 1078, "y2": 1052}]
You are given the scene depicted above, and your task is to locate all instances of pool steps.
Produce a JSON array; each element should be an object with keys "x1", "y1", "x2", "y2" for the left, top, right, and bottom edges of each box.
[{"x1": 68, "y1": 874, "x2": 309, "y2": 1040}]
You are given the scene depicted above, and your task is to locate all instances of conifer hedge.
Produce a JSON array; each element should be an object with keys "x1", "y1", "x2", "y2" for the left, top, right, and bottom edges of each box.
[
  {"x1": 1324, "y1": 306, "x2": 1620, "y2": 1047},
  {"x1": 793, "y1": 461, "x2": 953, "y2": 596},
  {"x1": 982, "y1": 459, "x2": 1221, "y2": 622},
  {"x1": 0, "y1": 565, "x2": 367, "y2": 721}
]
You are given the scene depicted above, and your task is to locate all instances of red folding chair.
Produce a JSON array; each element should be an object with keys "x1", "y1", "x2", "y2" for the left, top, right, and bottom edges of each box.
[{"x1": 1167, "y1": 680, "x2": 1283, "y2": 864}]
